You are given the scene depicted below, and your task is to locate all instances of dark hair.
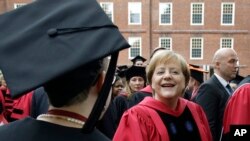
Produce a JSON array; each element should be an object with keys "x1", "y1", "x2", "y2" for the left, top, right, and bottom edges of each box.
[{"x1": 44, "y1": 59, "x2": 103, "y2": 107}]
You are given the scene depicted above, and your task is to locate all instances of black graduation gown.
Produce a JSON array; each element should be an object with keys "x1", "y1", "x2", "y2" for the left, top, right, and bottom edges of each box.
[
  {"x1": 97, "y1": 94, "x2": 128, "y2": 139},
  {"x1": 0, "y1": 117, "x2": 110, "y2": 141}
]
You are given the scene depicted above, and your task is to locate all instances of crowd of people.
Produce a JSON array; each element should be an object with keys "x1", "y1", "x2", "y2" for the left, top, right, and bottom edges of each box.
[{"x1": 0, "y1": 0, "x2": 249, "y2": 141}]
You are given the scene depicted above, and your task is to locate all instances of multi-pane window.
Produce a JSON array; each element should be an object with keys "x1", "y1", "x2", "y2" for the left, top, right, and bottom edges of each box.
[
  {"x1": 128, "y1": 2, "x2": 141, "y2": 25},
  {"x1": 159, "y1": 37, "x2": 172, "y2": 50},
  {"x1": 191, "y1": 3, "x2": 204, "y2": 25},
  {"x1": 190, "y1": 38, "x2": 203, "y2": 59},
  {"x1": 221, "y1": 38, "x2": 233, "y2": 48},
  {"x1": 159, "y1": 3, "x2": 172, "y2": 25},
  {"x1": 221, "y1": 3, "x2": 235, "y2": 25},
  {"x1": 100, "y1": 2, "x2": 114, "y2": 22},
  {"x1": 14, "y1": 3, "x2": 26, "y2": 9},
  {"x1": 128, "y1": 37, "x2": 141, "y2": 58}
]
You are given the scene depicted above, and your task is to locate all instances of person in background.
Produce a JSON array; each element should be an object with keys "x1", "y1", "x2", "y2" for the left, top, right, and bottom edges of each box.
[
  {"x1": 0, "y1": 0, "x2": 130, "y2": 140},
  {"x1": 30, "y1": 87, "x2": 49, "y2": 118},
  {"x1": 0, "y1": 88, "x2": 7, "y2": 125},
  {"x1": 0, "y1": 74, "x2": 47, "y2": 121},
  {"x1": 229, "y1": 73, "x2": 244, "y2": 91},
  {"x1": 131, "y1": 55, "x2": 147, "y2": 66},
  {"x1": 96, "y1": 75, "x2": 124, "y2": 139},
  {"x1": 222, "y1": 82, "x2": 250, "y2": 141},
  {"x1": 185, "y1": 64, "x2": 208, "y2": 101},
  {"x1": 116, "y1": 65, "x2": 128, "y2": 89},
  {"x1": 238, "y1": 75, "x2": 250, "y2": 86},
  {"x1": 111, "y1": 75, "x2": 124, "y2": 99},
  {"x1": 194, "y1": 48, "x2": 239, "y2": 141},
  {"x1": 114, "y1": 50, "x2": 212, "y2": 141},
  {"x1": 124, "y1": 66, "x2": 147, "y2": 97},
  {"x1": 98, "y1": 66, "x2": 146, "y2": 139}
]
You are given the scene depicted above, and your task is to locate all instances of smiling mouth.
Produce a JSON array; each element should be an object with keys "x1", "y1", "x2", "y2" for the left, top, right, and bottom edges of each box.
[{"x1": 161, "y1": 84, "x2": 175, "y2": 87}]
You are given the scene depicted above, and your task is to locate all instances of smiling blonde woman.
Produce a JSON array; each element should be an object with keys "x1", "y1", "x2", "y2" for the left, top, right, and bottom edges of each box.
[{"x1": 114, "y1": 50, "x2": 212, "y2": 141}]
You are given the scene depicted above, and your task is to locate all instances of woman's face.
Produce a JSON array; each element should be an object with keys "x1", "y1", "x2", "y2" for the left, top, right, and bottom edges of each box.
[
  {"x1": 151, "y1": 62, "x2": 185, "y2": 102},
  {"x1": 129, "y1": 76, "x2": 145, "y2": 93},
  {"x1": 112, "y1": 79, "x2": 124, "y2": 97}
]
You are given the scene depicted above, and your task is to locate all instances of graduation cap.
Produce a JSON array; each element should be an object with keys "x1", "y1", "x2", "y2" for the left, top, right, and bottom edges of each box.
[
  {"x1": 116, "y1": 65, "x2": 128, "y2": 78},
  {"x1": 0, "y1": 0, "x2": 130, "y2": 132},
  {"x1": 117, "y1": 65, "x2": 128, "y2": 71},
  {"x1": 189, "y1": 64, "x2": 208, "y2": 84},
  {"x1": 131, "y1": 55, "x2": 147, "y2": 65},
  {"x1": 125, "y1": 66, "x2": 146, "y2": 81}
]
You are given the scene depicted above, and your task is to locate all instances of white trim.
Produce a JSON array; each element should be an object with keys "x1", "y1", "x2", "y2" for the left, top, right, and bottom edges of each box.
[
  {"x1": 100, "y1": 2, "x2": 114, "y2": 22},
  {"x1": 128, "y1": 37, "x2": 142, "y2": 59},
  {"x1": 128, "y1": 2, "x2": 142, "y2": 25},
  {"x1": 190, "y1": 3, "x2": 204, "y2": 25},
  {"x1": 159, "y1": 3, "x2": 172, "y2": 25},
  {"x1": 159, "y1": 37, "x2": 172, "y2": 50},
  {"x1": 190, "y1": 37, "x2": 203, "y2": 60},
  {"x1": 14, "y1": 3, "x2": 26, "y2": 9},
  {"x1": 221, "y1": 2, "x2": 235, "y2": 26},
  {"x1": 220, "y1": 37, "x2": 234, "y2": 49}
]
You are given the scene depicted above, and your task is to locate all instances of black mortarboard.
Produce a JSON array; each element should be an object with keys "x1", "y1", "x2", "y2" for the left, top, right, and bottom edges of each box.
[
  {"x1": 130, "y1": 55, "x2": 147, "y2": 64},
  {"x1": 189, "y1": 64, "x2": 208, "y2": 84},
  {"x1": 117, "y1": 65, "x2": 128, "y2": 71},
  {"x1": 0, "y1": 0, "x2": 130, "y2": 132},
  {"x1": 0, "y1": 0, "x2": 129, "y2": 97},
  {"x1": 117, "y1": 65, "x2": 128, "y2": 78},
  {"x1": 125, "y1": 66, "x2": 146, "y2": 81}
]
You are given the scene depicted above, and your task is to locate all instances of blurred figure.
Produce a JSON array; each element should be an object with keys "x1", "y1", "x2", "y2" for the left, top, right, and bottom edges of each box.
[
  {"x1": 116, "y1": 65, "x2": 128, "y2": 89},
  {"x1": 98, "y1": 66, "x2": 146, "y2": 139},
  {"x1": 114, "y1": 50, "x2": 212, "y2": 141},
  {"x1": 229, "y1": 73, "x2": 244, "y2": 91},
  {"x1": 131, "y1": 55, "x2": 147, "y2": 66},
  {"x1": 111, "y1": 75, "x2": 124, "y2": 99},
  {"x1": 194, "y1": 48, "x2": 239, "y2": 141},
  {"x1": 185, "y1": 64, "x2": 208, "y2": 101},
  {"x1": 124, "y1": 66, "x2": 147, "y2": 98},
  {"x1": 238, "y1": 75, "x2": 250, "y2": 86},
  {"x1": 0, "y1": 87, "x2": 7, "y2": 125}
]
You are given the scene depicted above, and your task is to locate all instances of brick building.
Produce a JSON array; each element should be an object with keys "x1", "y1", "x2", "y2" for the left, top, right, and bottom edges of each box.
[{"x1": 1, "y1": 0, "x2": 250, "y2": 77}]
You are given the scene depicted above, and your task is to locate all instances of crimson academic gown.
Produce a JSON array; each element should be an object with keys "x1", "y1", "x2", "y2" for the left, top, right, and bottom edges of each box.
[
  {"x1": 113, "y1": 97, "x2": 212, "y2": 141},
  {"x1": 222, "y1": 83, "x2": 250, "y2": 140}
]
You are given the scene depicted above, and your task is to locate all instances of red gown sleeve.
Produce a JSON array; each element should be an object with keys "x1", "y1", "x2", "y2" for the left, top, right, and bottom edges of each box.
[
  {"x1": 113, "y1": 106, "x2": 162, "y2": 141},
  {"x1": 223, "y1": 83, "x2": 250, "y2": 134}
]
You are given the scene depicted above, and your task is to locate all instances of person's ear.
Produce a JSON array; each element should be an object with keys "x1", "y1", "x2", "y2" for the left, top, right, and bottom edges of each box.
[{"x1": 96, "y1": 71, "x2": 105, "y2": 93}]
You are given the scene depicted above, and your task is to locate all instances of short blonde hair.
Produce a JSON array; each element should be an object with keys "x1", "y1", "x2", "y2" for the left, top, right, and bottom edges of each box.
[{"x1": 146, "y1": 50, "x2": 190, "y2": 88}]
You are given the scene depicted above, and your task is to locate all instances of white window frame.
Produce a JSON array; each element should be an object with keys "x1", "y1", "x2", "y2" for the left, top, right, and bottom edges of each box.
[
  {"x1": 191, "y1": 3, "x2": 204, "y2": 25},
  {"x1": 221, "y1": 3, "x2": 235, "y2": 26},
  {"x1": 159, "y1": 3, "x2": 172, "y2": 25},
  {"x1": 159, "y1": 37, "x2": 172, "y2": 50},
  {"x1": 128, "y1": 37, "x2": 142, "y2": 59},
  {"x1": 128, "y1": 2, "x2": 142, "y2": 25},
  {"x1": 220, "y1": 38, "x2": 234, "y2": 48},
  {"x1": 190, "y1": 37, "x2": 203, "y2": 60},
  {"x1": 14, "y1": 3, "x2": 26, "y2": 9},
  {"x1": 100, "y1": 2, "x2": 114, "y2": 22}
]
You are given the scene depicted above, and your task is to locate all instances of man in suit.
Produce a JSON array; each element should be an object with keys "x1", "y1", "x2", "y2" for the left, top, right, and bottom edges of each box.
[{"x1": 194, "y1": 48, "x2": 239, "y2": 141}]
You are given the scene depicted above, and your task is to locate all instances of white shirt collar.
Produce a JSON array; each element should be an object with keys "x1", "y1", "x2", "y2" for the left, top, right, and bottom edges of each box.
[{"x1": 214, "y1": 73, "x2": 229, "y2": 87}]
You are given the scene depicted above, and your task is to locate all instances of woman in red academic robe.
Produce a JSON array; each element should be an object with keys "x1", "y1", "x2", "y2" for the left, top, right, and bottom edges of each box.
[{"x1": 113, "y1": 50, "x2": 212, "y2": 141}]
